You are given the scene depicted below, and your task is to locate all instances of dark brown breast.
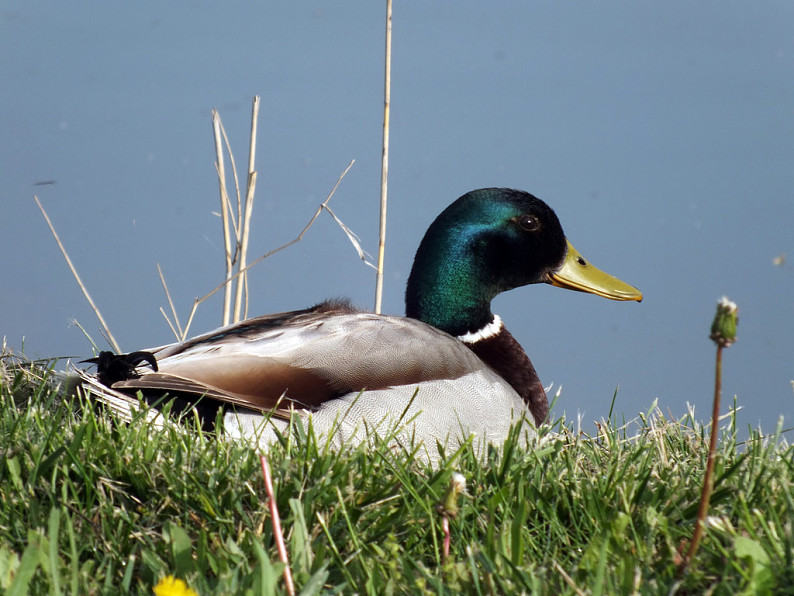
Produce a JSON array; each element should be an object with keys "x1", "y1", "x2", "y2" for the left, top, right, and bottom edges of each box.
[{"x1": 464, "y1": 327, "x2": 548, "y2": 425}]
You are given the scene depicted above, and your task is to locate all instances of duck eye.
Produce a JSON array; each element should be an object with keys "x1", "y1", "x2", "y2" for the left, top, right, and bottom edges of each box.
[{"x1": 517, "y1": 215, "x2": 540, "y2": 232}]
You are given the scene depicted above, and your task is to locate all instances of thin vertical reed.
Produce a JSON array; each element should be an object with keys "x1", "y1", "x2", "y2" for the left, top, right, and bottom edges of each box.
[
  {"x1": 374, "y1": 0, "x2": 393, "y2": 314},
  {"x1": 34, "y1": 195, "x2": 121, "y2": 353},
  {"x1": 156, "y1": 263, "x2": 182, "y2": 339},
  {"x1": 233, "y1": 96, "x2": 260, "y2": 323},
  {"x1": 212, "y1": 110, "x2": 234, "y2": 326}
]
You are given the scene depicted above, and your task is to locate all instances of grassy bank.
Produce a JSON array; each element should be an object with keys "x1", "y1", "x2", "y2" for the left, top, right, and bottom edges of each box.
[{"x1": 1, "y1": 352, "x2": 791, "y2": 595}]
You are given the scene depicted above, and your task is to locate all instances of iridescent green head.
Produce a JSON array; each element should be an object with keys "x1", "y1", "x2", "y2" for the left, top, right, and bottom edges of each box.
[{"x1": 405, "y1": 188, "x2": 641, "y2": 336}]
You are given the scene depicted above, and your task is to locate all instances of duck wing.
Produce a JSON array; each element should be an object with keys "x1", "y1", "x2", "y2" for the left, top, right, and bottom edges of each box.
[{"x1": 108, "y1": 301, "x2": 501, "y2": 416}]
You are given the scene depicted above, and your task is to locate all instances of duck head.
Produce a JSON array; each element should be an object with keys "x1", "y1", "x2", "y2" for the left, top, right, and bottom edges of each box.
[{"x1": 405, "y1": 188, "x2": 641, "y2": 336}]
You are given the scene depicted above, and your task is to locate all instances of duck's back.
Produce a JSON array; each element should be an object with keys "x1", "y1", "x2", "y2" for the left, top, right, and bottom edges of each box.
[{"x1": 109, "y1": 302, "x2": 531, "y2": 429}]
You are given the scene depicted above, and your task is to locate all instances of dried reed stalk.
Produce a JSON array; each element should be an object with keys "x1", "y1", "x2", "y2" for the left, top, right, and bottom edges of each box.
[
  {"x1": 233, "y1": 96, "x2": 260, "y2": 322},
  {"x1": 178, "y1": 159, "x2": 356, "y2": 339},
  {"x1": 212, "y1": 110, "x2": 235, "y2": 326},
  {"x1": 34, "y1": 195, "x2": 121, "y2": 353},
  {"x1": 156, "y1": 263, "x2": 183, "y2": 339},
  {"x1": 374, "y1": 0, "x2": 393, "y2": 314}
]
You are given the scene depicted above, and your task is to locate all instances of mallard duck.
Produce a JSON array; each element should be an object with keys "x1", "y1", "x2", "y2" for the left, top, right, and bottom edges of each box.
[{"x1": 82, "y1": 188, "x2": 641, "y2": 456}]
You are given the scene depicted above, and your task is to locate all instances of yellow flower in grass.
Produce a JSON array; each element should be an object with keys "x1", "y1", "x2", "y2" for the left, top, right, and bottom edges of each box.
[{"x1": 153, "y1": 575, "x2": 198, "y2": 596}]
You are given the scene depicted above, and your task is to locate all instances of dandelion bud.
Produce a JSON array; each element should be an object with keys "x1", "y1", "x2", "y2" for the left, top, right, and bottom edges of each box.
[
  {"x1": 438, "y1": 472, "x2": 467, "y2": 519},
  {"x1": 710, "y1": 297, "x2": 738, "y2": 348}
]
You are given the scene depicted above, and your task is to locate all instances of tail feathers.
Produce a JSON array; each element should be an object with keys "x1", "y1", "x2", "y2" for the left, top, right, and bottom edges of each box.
[
  {"x1": 75, "y1": 367, "x2": 165, "y2": 427},
  {"x1": 81, "y1": 351, "x2": 158, "y2": 387}
]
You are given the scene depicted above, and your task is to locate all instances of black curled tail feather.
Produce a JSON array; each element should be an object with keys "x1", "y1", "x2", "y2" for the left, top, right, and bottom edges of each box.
[
  {"x1": 82, "y1": 351, "x2": 158, "y2": 387},
  {"x1": 81, "y1": 351, "x2": 221, "y2": 433}
]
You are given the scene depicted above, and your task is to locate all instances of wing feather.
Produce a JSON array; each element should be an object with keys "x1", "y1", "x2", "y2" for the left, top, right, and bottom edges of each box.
[{"x1": 105, "y1": 307, "x2": 494, "y2": 415}]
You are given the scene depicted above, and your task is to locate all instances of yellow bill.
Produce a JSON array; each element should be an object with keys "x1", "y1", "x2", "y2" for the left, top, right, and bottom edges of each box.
[{"x1": 548, "y1": 240, "x2": 642, "y2": 302}]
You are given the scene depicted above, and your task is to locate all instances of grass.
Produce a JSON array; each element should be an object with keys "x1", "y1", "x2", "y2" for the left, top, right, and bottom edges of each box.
[{"x1": 1, "y1": 352, "x2": 792, "y2": 595}]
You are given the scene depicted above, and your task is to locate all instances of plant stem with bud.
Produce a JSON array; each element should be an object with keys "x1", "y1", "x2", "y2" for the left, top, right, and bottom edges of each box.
[
  {"x1": 679, "y1": 297, "x2": 738, "y2": 573},
  {"x1": 437, "y1": 473, "x2": 466, "y2": 562}
]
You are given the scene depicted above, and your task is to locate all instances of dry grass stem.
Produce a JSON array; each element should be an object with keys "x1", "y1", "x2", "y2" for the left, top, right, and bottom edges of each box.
[
  {"x1": 162, "y1": 102, "x2": 354, "y2": 341},
  {"x1": 217, "y1": 121, "x2": 243, "y2": 246},
  {"x1": 181, "y1": 298, "x2": 201, "y2": 342},
  {"x1": 243, "y1": 273, "x2": 250, "y2": 321},
  {"x1": 260, "y1": 454, "x2": 295, "y2": 596},
  {"x1": 247, "y1": 96, "x2": 260, "y2": 173},
  {"x1": 232, "y1": 170, "x2": 256, "y2": 322},
  {"x1": 69, "y1": 319, "x2": 101, "y2": 352},
  {"x1": 323, "y1": 204, "x2": 376, "y2": 269},
  {"x1": 233, "y1": 96, "x2": 260, "y2": 323},
  {"x1": 156, "y1": 263, "x2": 183, "y2": 339},
  {"x1": 553, "y1": 561, "x2": 587, "y2": 596},
  {"x1": 158, "y1": 307, "x2": 179, "y2": 340},
  {"x1": 374, "y1": 0, "x2": 393, "y2": 314},
  {"x1": 228, "y1": 159, "x2": 356, "y2": 279},
  {"x1": 212, "y1": 110, "x2": 234, "y2": 326},
  {"x1": 179, "y1": 159, "x2": 356, "y2": 338},
  {"x1": 34, "y1": 195, "x2": 121, "y2": 353},
  {"x1": 218, "y1": 118, "x2": 243, "y2": 241}
]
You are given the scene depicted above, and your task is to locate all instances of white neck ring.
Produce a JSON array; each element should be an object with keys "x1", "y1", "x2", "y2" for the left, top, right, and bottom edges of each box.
[{"x1": 456, "y1": 314, "x2": 503, "y2": 344}]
